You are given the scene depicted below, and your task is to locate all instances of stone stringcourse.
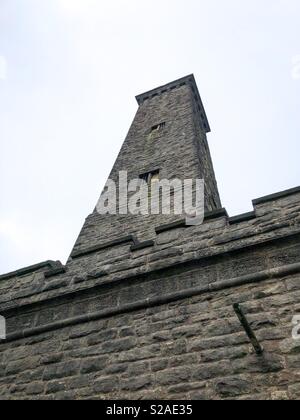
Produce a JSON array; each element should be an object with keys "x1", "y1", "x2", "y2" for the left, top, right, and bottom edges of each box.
[{"x1": 0, "y1": 75, "x2": 300, "y2": 400}]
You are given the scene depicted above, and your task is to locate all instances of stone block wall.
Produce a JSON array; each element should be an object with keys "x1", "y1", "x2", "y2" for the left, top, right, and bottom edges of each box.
[{"x1": 0, "y1": 271, "x2": 299, "y2": 400}]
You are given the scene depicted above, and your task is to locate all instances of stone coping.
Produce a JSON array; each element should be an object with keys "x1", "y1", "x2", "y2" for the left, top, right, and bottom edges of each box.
[{"x1": 0, "y1": 261, "x2": 63, "y2": 282}]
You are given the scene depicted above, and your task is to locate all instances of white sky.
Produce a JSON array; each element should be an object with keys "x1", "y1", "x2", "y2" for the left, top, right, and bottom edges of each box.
[{"x1": 0, "y1": 0, "x2": 299, "y2": 274}]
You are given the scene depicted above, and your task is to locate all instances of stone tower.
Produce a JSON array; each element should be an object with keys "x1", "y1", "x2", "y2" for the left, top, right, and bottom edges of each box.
[
  {"x1": 0, "y1": 75, "x2": 300, "y2": 400},
  {"x1": 70, "y1": 75, "x2": 221, "y2": 260}
]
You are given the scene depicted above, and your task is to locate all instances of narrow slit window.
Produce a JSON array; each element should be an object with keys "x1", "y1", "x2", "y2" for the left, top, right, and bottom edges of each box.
[
  {"x1": 151, "y1": 122, "x2": 166, "y2": 133},
  {"x1": 139, "y1": 170, "x2": 160, "y2": 185}
]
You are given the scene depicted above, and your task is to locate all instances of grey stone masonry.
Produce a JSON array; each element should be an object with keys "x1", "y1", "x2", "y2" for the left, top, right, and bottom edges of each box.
[
  {"x1": 0, "y1": 76, "x2": 299, "y2": 400},
  {"x1": 70, "y1": 75, "x2": 221, "y2": 256}
]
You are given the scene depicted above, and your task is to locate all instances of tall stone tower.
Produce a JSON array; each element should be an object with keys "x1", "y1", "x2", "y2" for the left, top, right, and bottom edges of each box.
[
  {"x1": 0, "y1": 75, "x2": 300, "y2": 401},
  {"x1": 70, "y1": 75, "x2": 221, "y2": 260}
]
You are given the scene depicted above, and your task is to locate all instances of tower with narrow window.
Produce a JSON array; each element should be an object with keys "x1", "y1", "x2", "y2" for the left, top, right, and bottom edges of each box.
[
  {"x1": 0, "y1": 75, "x2": 300, "y2": 401},
  {"x1": 70, "y1": 75, "x2": 221, "y2": 260}
]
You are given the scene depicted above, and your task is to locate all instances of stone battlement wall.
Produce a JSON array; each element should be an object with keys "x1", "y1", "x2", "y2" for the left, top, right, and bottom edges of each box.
[
  {"x1": 0, "y1": 188, "x2": 299, "y2": 399},
  {"x1": 1, "y1": 188, "x2": 299, "y2": 312}
]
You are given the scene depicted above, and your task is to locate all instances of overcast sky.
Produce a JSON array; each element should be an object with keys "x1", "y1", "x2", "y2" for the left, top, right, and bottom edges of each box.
[{"x1": 0, "y1": 0, "x2": 299, "y2": 274}]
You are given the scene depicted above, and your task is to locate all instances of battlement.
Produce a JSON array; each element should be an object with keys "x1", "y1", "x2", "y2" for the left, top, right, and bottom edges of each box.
[{"x1": 1, "y1": 185, "x2": 299, "y2": 318}]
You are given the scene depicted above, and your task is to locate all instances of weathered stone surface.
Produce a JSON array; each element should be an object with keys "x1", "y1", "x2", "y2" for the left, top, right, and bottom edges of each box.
[
  {"x1": 81, "y1": 357, "x2": 108, "y2": 374},
  {"x1": 26, "y1": 382, "x2": 44, "y2": 396},
  {"x1": 214, "y1": 376, "x2": 251, "y2": 398},
  {"x1": 41, "y1": 353, "x2": 63, "y2": 365},
  {"x1": 93, "y1": 377, "x2": 119, "y2": 394},
  {"x1": 280, "y1": 338, "x2": 300, "y2": 355},
  {"x1": 43, "y1": 361, "x2": 80, "y2": 381},
  {"x1": 45, "y1": 381, "x2": 66, "y2": 395},
  {"x1": 121, "y1": 375, "x2": 153, "y2": 392},
  {"x1": 289, "y1": 383, "x2": 300, "y2": 399},
  {"x1": 101, "y1": 337, "x2": 136, "y2": 354},
  {"x1": 271, "y1": 391, "x2": 289, "y2": 400},
  {"x1": 232, "y1": 355, "x2": 284, "y2": 374},
  {"x1": 156, "y1": 367, "x2": 191, "y2": 386}
]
